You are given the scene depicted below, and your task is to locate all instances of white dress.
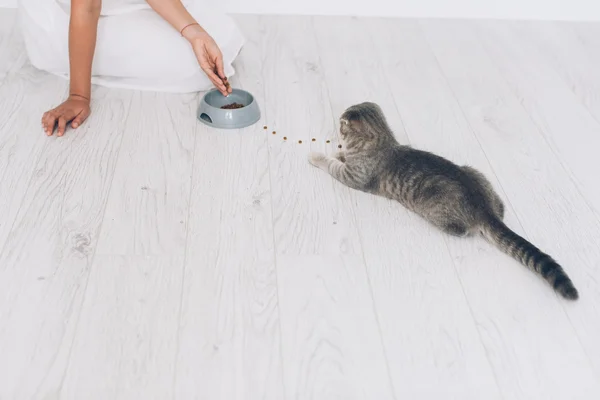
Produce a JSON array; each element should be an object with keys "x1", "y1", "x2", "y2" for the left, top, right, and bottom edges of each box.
[{"x1": 17, "y1": 0, "x2": 245, "y2": 93}]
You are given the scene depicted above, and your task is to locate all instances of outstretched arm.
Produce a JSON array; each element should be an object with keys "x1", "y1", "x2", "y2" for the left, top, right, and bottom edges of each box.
[
  {"x1": 145, "y1": 0, "x2": 230, "y2": 95},
  {"x1": 308, "y1": 152, "x2": 372, "y2": 191},
  {"x1": 69, "y1": 0, "x2": 101, "y2": 103},
  {"x1": 42, "y1": 0, "x2": 100, "y2": 136}
]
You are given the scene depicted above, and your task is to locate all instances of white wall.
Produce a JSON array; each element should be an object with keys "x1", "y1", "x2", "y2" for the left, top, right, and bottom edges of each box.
[
  {"x1": 227, "y1": 0, "x2": 600, "y2": 21},
  {"x1": 2, "y1": 0, "x2": 600, "y2": 21}
]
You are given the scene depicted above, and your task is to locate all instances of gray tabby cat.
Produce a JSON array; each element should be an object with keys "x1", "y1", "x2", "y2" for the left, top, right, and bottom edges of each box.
[{"x1": 308, "y1": 102, "x2": 578, "y2": 300}]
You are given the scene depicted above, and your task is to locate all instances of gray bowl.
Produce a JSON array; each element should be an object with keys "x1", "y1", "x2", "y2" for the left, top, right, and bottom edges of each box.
[{"x1": 197, "y1": 88, "x2": 261, "y2": 129}]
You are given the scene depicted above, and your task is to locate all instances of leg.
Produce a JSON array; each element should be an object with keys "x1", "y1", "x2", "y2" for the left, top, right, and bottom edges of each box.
[
  {"x1": 19, "y1": 0, "x2": 244, "y2": 93},
  {"x1": 308, "y1": 152, "x2": 369, "y2": 191},
  {"x1": 92, "y1": 4, "x2": 244, "y2": 92},
  {"x1": 19, "y1": 1, "x2": 70, "y2": 74},
  {"x1": 441, "y1": 222, "x2": 470, "y2": 237},
  {"x1": 333, "y1": 151, "x2": 346, "y2": 163},
  {"x1": 462, "y1": 166, "x2": 505, "y2": 219},
  {"x1": 426, "y1": 210, "x2": 472, "y2": 237}
]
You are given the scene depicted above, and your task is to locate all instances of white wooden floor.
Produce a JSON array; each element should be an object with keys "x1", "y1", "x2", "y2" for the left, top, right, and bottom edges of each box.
[{"x1": 1, "y1": 10, "x2": 600, "y2": 400}]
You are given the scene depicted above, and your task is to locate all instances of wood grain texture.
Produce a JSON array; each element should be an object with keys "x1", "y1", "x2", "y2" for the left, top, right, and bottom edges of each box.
[
  {"x1": 360, "y1": 17, "x2": 513, "y2": 399},
  {"x1": 571, "y1": 21, "x2": 600, "y2": 68},
  {"x1": 94, "y1": 91, "x2": 196, "y2": 255},
  {"x1": 1, "y1": 10, "x2": 600, "y2": 399},
  {"x1": 60, "y1": 255, "x2": 183, "y2": 400},
  {"x1": 258, "y1": 15, "x2": 361, "y2": 256},
  {"x1": 420, "y1": 19, "x2": 600, "y2": 398},
  {"x1": 59, "y1": 90, "x2": 194, "y2": 398},
  {"x1": 367, "y1": 17, "x2": 598, "y2": 400},
  {"x1": 0, "y1": 87, "x2": 132, "y2": 399},
  {"x1": 474, "y1": 20, "x2": 600, "y2": 380},
  {"x1": 477, "y1": 21, "x2": 600, "y2": 218},
  {"x1": 0, "y1": 68, "x2": 67, "y2": 251},
  {"x1": 315, "y1": 16, "x2": 500, "y2": 399},
  {"x1": 510, "y1": 21, "x2": 600, "y2": 125},
  {"x1": 174, "y1": 20, "x2": 285, "y2": 398},
  {"x1": 274, "y1": 254, "x2": 395, "y2": 400},
  {"x1": 257, "y1": 15, "x2": 395, "y2": 399}
]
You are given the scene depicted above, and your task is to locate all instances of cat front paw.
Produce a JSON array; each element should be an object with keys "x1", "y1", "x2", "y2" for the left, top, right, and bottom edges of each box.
[
  {"x1": 333, "y1": 151, "x2": 346, "y2": 163},
  {"x1": 308, "y1": 152, "x2": 327, "y2": 168}
]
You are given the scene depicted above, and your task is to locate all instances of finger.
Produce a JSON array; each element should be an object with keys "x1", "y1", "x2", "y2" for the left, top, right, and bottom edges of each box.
[
  {"x1": 42, "y1": 111, "x2": 53, "y2": 133},
  {"x1": 217, "y1": 84, "x2": 228, "y2": 96},
  {"x1": 196, "y1": 51, "x2": 224, "y2": 88},
  {"x1": 71, "y1": 108, "x2": 89, "y2": 129},
  {"x1": 223, "y1": 76, "x2": 232, "y2": 94},
  {"x1": 57, "y1": 116, "x2": 67, "y2": 137},
  {"x1": 201, "y1": 62, "x2": 225, "y2": 86},
  {"x1": 216, "y1": 61, "x2": 232, "y2": 95},
  {"x1": 208, "y1": 71, "x2": 225, "y2": 92},
  {"x1": 202, "y1": 66, "x2": 227, "y2": 94},
  {"x1": 41, "y1": 112, "x2": 49, "y2": 132},
  {"x1": 216, "y1": 56, "x2": 225, "y2": 80},
  {"x1": 45, "y1": 113, "x2": 58, "y2": 136}
]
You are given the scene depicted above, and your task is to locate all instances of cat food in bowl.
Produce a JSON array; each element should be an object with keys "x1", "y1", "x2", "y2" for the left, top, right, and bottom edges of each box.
[
  {"x1": 221, "y1": 103, "x2": 245, "y2": 110},
  {"x1": 197, "y1": 88, "x2": 261, "y2": 129}
]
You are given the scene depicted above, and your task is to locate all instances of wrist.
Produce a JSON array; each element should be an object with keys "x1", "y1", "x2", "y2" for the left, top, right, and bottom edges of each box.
[
  {"x1": 181, "y1": 23, "x2": 207, "y2": 42},
  {"x1": 69, "y1": 93, "x2": 91, "y2": 103},
  {"x1": 69, "y1": 81, "x2": 91, "y2": 100}
]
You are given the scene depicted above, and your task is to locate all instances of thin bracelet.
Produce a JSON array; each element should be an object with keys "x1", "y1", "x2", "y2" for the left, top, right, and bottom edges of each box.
[
  {"x1": 180, "y1": 22, "x2": 199, "y2": 36},
  {"x1": 70, "y1": 93, "x2": 90, "y2": 102}
]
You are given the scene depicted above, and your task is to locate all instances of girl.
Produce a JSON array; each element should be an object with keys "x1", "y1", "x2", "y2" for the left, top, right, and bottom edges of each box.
[{"x1": 19, "y1": 0, "x2": 245, "y2": 136}]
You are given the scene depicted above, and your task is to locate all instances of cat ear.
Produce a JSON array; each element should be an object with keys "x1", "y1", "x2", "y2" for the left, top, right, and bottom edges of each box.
[{"x1": 344, "y1": 110, "x2": 362, "y2": 121}]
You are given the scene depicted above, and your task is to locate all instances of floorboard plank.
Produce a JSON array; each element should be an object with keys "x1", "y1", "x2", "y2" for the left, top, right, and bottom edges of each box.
[
  {"x1": 477, "y1": 21, "x2": 600, "y2": 218},
  {"x1": 0, "y1": 67, "x2": 64, "y2": 251},
  {"x1": 1, "y1": 10, "x2": 600, "y2": 398},
  {"x1": 420, "y1": 19, "x2": 600, "y2": 398},
  {"x1": 174, "y1": 17, "x2": 285, "y2": 398},
  {"x1": 59, "y1": 89, "x2": 195, "y2": 398},
  {"x1": 316, "y1": 16, "x2": 502, "y2": 399},
  {"x1": 94, "y1": 91, "x2": 196, "y2": 255},
  {"x1": 61, "y1": 255, "x2": 183, "y2": 400},
  {"x1": 0, "y1": 87, "x2": 132, "y2": 399},
  {"x1": 258, "y1": 15, "x2": 395, "y2": 399},
  {"x1": 474, "y1": 19, "x2": 600, "y2": 380},
  {"x1": 510, "y1": 21, "x2": 600, "y2": 126}
]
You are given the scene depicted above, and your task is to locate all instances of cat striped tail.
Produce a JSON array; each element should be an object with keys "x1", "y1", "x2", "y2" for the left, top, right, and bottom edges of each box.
[{"x1": 480, "y1": 214, "x2": 578, "y2": 300}]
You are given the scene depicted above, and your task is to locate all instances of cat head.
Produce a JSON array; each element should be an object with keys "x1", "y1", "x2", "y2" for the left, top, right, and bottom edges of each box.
[{"x1": 339, "y1": 102, "x2": 394, "y2": 149}]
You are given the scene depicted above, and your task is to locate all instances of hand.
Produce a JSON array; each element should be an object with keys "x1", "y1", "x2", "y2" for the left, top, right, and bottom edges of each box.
[
  {"x1": 184, "y1": 25, "x2": 231, "y2": 96},
  {"x1": 42, "y1": 95, "x2": 91, "y2": 137}
]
